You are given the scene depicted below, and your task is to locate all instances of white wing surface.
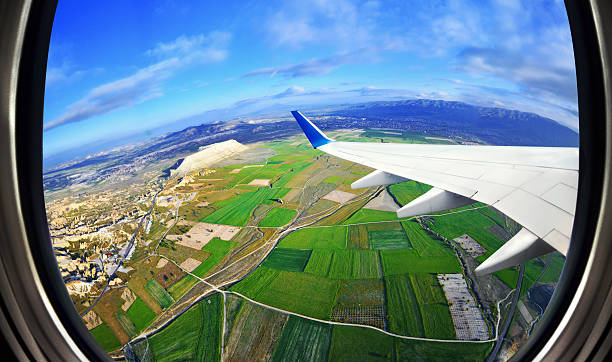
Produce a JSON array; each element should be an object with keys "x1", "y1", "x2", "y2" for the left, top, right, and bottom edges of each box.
[{"x1": 292, "y1": 111, "x2": 578, "y2": 275}]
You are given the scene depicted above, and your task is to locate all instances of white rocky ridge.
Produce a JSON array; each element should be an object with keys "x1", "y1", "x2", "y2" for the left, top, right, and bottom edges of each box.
[{"x1": 172, "y1": 139, "x2": 248, "y2": 177}]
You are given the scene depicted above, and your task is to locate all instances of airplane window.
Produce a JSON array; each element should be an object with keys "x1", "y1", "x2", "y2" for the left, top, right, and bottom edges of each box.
[{"x1": 42, "y1": 1, "x2": 578, "y2": 360}]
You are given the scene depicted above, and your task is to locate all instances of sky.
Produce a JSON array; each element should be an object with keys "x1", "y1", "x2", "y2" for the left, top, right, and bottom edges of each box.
[{"x1": 43, "y1": 0, "x2": 577, "y2": 160}]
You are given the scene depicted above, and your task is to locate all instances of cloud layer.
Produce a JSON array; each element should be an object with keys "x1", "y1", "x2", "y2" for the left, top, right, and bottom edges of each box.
[{"x1": 44, "y1": 31, "x2": 231, "y2": 131}]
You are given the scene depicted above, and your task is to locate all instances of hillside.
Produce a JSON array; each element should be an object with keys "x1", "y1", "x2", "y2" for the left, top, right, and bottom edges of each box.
[{"x1": 330, "y1": 100, "x2": 578, "y2": 147}]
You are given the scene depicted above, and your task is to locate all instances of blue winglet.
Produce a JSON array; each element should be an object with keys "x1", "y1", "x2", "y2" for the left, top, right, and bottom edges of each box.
[{"x1": 291, "y1": 110, "x2": 334, "y2": 149}]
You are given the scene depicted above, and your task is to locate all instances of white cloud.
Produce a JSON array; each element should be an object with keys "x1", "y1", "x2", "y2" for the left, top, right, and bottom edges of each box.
[
  {"x1": 241, "y1": 49, "x2": 372, "y2": 79},
  {"x1": 146, "y1": 31, "x2": 231, "y2": 62},
  {"x1": 265, "y1": 0, "x2": 376, "y2": 49},
  {"x1": 45, "y1": 32, "x2": 231, "y2": 131}
]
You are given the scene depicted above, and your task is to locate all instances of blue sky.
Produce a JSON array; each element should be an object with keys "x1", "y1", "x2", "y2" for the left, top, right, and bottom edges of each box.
[{"x1": 44, "y1": 0, "x2": 577, "y2": 159}]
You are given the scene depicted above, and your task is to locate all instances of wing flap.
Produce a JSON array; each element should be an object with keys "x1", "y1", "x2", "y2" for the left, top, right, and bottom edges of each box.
[
  {"x1": 396, "y1": 187, "x2": 474, "y2": 218},
  {"x1": 351, "y1": 170, "x2": 409, "y2": 189},
  {"x1": 474, "y1": 228, "x2": 555, "y2": 276}
]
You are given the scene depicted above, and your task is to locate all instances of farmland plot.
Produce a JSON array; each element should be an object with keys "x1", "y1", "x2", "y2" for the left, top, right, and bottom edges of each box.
[
  {"x1": 369, "y1": 229, "x2": 412, "y2": 250},
  {"x1": 230, "y1": 266, "x2": 280, "y2": 298},
  {"x1": 304, "y1": 249, "x2": 333, "y2": 276},
  {"x1": 233, "y1": 268, "x2": 339, "y2": 320},
  {"x1": 425, "y1": 208, "x2": 505, "y2": 260},
  {"x1": 411, "y1": 274, "x2": 455, "y2": 339},
  {"x1": 402, "y1": 220, "x2": 455, "y2": 257},
  {"x1": 279, "y1": 226, "x2": 346, "y2": 250},
  {"x1": 115, "y1": 313, "x2": 138, "y2": 339},
  {"x1": 342, "y1": 209, "x2": 398, "y2": 224},
  {"x1": 191, "y1": 238, "x2": 238, "y2": 277},
  {"x1": 395, "y1": 339, "x2": 493, "y2": 361},
  {"x1": 347, "y1": 224, "x2": 369, "y2": 249},
  {"x1": 90, "y1": 324, "x2": 121, "y2": 352},
  {"x1": 145, "y1": 278, "x2": 174, "y2": 309},
  {"x1": 271, "y1": 316, "x2": 331, "y2": 362},
  {"x1": 261, "y1": 248, "x2": 312, "y2": 272},
  {"x1": 149, "y1": 295, "x2": 222, "y2": 361},
  {"x1": 203, "y1": 187, "x2": 290, "y2": 226},
  {"x1": 223, "y1": 301, "x2": 288, "y2": 361},
  {"x1": 259, "y1": 208, "x2": 296, "y2": 227},
  {"x1": 335, "y1": 279, "x2": 385, "y2": 307},
  {"x1": 329, "y1": 325, "x2": 395, "y2": 361},
  {"x1": 388, "y1": 181, "x2": 431, "y2": 206},
  {"x1": 381, "y1": 250, "x2": 461, "y2": 275},
  {"x1": 167, "y1": 275, "x2": 198, "y2": 300},
  {"x1": 126, "y1": 298, "x2": 156, "y2": 331},
  {"x1": 328, "y1": 250, "x2": 381, "y2": 280},
  {"x1": 385, "y1": 274, "x2": 425, "y2": 337}
]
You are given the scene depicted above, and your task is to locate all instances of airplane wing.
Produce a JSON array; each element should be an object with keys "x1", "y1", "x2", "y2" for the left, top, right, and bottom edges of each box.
[{"x1": 291, "y1": 111, "x2": 578, "y2": 275}]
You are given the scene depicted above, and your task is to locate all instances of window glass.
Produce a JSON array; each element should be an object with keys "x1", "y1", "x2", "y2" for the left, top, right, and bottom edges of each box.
[{"x1": 43, "y1": 1, "x2": 577, "y2": 360}]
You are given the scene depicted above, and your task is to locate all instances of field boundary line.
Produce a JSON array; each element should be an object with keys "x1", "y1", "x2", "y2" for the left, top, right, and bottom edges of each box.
[{"x1": 154, "y1": 254, "x2": 496, "y2": 344}]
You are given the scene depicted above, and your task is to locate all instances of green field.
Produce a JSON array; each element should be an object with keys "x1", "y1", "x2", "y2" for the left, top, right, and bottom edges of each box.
[
  {"x1": 369, "y1": 229, "x2": 412, "y2": 250},
  {"x1": 90, "y1": 323, "x2": 122, "y2": 352},
  {"x1": 381, "y1": 250, "x2": 461, "y2": 275},
  {"x1": 343, "y1": 209, "x2": 399, "y2": 224},
  {"x1": 304, "y1": 249, "x2": 381, "y2": 279},
  {"x1": 145, "y1": 278, "x2": 174, "y2": 309},
  {"x1": 385, "y1": 274, "x2": 425, "y2": 337},
  {"x1": 323, "y1": 175, "x2": 352, "y2": 185},
  {"x1": 271, "y1": 316, "x2": 332, "y2": 362},
  {"x1": 328, "y1": 325, "x2": 395, "y2": 361},
  {"x1": 331, "y1": 250, "x2": 381, "y2": 279},
  {"x1": 231, "y1": 267, "x2": 281, "y2": 298},
  {"x1": 149, "y1": 294, "x2": 222, "y2": 361},
  {"x1": 328, "y1": 323, "x2": 492, "y2": 361},
  {"x1": 247, "y1": 159, "x2": 313, "y2": 189},
  {"x1": 477, "y1": 206, "x2": 507, "y2": 229},
  {"x1": 203, "y1": 187, "x2": 291, "y2": 226},
  {"x1": 279, "y1": 226, "x2": 347, "y2": 250},
  {"x1": 402, "y1": 220, "x2": 456, "y2": 257},
  {"x1": 410, "y1": 273, "x2": 455, "y2": 339},
  {"x1": 115, "y1": 312, "x2": 138, "y2": 338},
  {"x1": 494, "y1": 268, "x2": 519, "y2": 289},
  {"x1": 426, "y1": 208, "x2": 505, "y2": 260},
  {"x1": 323, "y1": 175, "x2": 341, "y2": 184},
  {"x1": 232, "y1": 267, "x2": 340, "y2": 320},
  {"x1": 525, "y1": 259, "x2": 545, "y2": 281},
  {"x1": 347, "y1": 224, "x2": 369, "y2": 249},
  {"x1": 304, "y1": 249, "x2": 334, "y2": 275},
  {"x1": 192, "y1": 238, "x2": 237, "y2": 277},
  {"x1": 126, "y1": 298, "x2": 157, "y2": 331},
  {"x1": 261, "y1": 248, "x2": 312, "y2": 272},
  {"x1": 388, "y1": 181, "x2": 432, "y2": 206},
  {"x1": 540, "y1": 253, "x2": 566, "y2": 283},
  {"x1": 276, "y1": 161, "x2": 315, "y2": 186},
  {"x1": 259, "y1": 208, "x2": 297, "y2": 227},
  {"x1": 335, "y1": 279, "x2": 384, "y2": 307},
  {"x1": 395, "y1": 339, "x2": 493, "y2": 361},
  {"x1": 167, "y1": 275, "x2": 198, "y2": 300}
]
